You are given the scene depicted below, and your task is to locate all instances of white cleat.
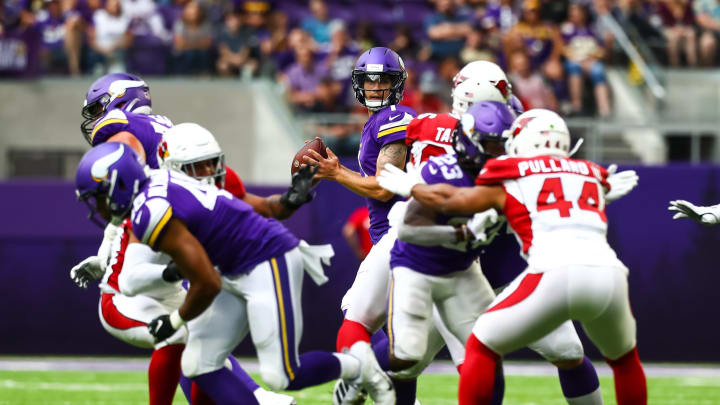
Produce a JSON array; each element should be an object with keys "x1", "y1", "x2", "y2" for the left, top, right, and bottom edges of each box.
[
  {"x1": 333, "y1": 378, "x2": 367, "y2": 405},
  {"x1": 254, "y1": 387, "x2": 297, "y2": 405},
  {"x1": 348, "y1": 341, "x2": 395, "y2": 405}
]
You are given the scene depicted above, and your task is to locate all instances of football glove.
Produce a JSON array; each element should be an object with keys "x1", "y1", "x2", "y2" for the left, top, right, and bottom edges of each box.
[
  {"x1": 280, "y1": 165, "x2": 318, "y2": 209},
  {"x1": 605, "y1": 164, "x2": 638, "y2": 203},
  {"x1": 668, "y1": 200, "x2": 720, "y2": 225},
  {"x1": 70, "y1": 256, "x2": 105, "y2": 289},
  {"x1": 162, "y1": 262, "x2": 183, "y2": 282},
  {"x1": 377, "y1": 163, "x2": 421, "y2": 197},
  {"x1": 148, "y1": 311, "x2": 185, "y2": 343},
  {"x1": 466, "y1": 209, "x2": 499, "y2": 243}
]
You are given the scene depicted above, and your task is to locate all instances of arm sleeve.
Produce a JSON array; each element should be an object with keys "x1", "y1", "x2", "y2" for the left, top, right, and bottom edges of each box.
[
  {"x1": 397, "y1": 222, "x2": 460, "y2": 246},
  {"x1": 118, "y1": 243, "x2": 175, "y2": 296}
]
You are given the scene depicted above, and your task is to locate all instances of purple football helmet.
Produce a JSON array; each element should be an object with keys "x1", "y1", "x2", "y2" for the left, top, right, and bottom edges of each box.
[
  {"x1": 508, "y1": 94, "x2": 525, "y2": 115},
  {"x1": 454, "y1": 101, "x2": 516, "y2": 172},
  {"x1": 351, "y1": 47, "x2": 407, "y2": 111},
  {"x1": 81, "y1": 73, "x2": 152, "y2": 144},
  {"x1": 75, "y1": 142, "x2": 147, "y2": 227}
]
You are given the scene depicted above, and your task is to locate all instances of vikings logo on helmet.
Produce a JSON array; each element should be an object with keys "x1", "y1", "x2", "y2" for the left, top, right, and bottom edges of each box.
[
  {"x1": 76, "y1": 142, "x2": 148, "y2": 227},
  {"x1": 81, "y1": 73, "x2": 152, "y2": 144}
]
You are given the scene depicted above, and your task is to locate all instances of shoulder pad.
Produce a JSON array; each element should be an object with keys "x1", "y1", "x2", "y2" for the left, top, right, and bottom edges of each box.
[{"x1": 133, "y1": 197, "x2": 173, "y2": 249}]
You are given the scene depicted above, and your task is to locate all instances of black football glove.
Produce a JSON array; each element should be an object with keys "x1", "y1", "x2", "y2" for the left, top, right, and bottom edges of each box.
[
  {"x1": 280, "y1": 165, "x2": 319, "y2": 210},
  {"x1": 162, "y1": 262, "x2": 183, "y2": 282},
  {"x1": 148, "y1": 314, "x2": 177, "y2": 343}
]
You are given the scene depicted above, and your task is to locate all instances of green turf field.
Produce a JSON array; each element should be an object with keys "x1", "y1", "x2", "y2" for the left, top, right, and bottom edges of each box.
[{"x1": 1, "y1": 370, "x2": 719, "y2": 404}]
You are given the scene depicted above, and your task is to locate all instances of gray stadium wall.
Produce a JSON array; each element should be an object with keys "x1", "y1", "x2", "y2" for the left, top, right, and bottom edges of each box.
[{"x1": 1, "y1": 160, "x2": 719, "y2": 362}]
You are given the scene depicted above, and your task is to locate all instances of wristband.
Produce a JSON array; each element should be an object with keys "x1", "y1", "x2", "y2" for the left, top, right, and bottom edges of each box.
[{"x1": 169, "y1": 310, "x2": 186, "y2": 329}]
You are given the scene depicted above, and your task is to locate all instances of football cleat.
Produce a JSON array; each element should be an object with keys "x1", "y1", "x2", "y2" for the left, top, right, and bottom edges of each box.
[
  {"x1": 333, "y1": 378, "x2": 367, "y2": 405},
  {"x1": 347, "y1": 341, "x2": 395, "y2": 405},
  {"x1": 254, "y1": 388, "x2": 297, "y2": 405}
]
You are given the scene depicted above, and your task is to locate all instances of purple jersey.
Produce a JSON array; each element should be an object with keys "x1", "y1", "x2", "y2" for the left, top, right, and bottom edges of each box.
[
  {"x1": 358, "y1": 104, "x2": 417, "y2": 244},
  {"x1": 131, "y1": 170, "x2": 299, "y2": 276},
  {"x1": 90, "y1": 109, "x2": 172, "y2": 169},
  {"x1": 390, "y1": 154, "x2": 485, "y2": 276}
]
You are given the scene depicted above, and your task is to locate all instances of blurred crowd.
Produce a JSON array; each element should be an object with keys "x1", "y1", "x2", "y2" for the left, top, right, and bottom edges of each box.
[{"x1": 2, "y1": 0, "x2": 719, "y2": 151}]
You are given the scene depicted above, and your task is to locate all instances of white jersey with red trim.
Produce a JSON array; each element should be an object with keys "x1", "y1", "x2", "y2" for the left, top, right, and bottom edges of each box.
[
  {"x1": 475, "y1": 155, "x2": 625, "y2": 269},
  {"x1": 405, "y1": 112, "x2": 460, "y2": 169}
]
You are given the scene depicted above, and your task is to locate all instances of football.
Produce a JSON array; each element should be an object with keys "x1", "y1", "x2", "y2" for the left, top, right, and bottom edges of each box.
[{"x1": 291, "y1": 137, "x2": 328, "y2": 174}]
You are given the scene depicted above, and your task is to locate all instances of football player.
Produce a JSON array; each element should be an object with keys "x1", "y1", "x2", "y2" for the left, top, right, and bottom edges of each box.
[
  {"x1": 668, "y1": 199, "x2": 720, "y2": 225},
  {"x1": 378, "y1": 109, "x2": 646, "y2": 405},
  {"x1": 303, "y1": 47, "x2": 417, "y2": 404},
  {"x1": 402, "y1": 61, "x2": 608, "y2": 405},
  {"x1": 74, "y1": 142, "x2": 395, "y2": 405},
  {"x1": 387, "y1": 101, "x2": 515, "y2": 404},
  {"x1": 72, "y1": 122, "x2": 303, "y2": 405}
]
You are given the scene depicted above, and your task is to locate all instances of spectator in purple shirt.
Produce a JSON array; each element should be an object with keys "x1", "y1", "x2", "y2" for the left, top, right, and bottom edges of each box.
[
  {"x1": 561, "y1": 3, "x2": 611, "y2": 117},
  {"x1": 37, "y1": 0, "x2": 68, "y2": 73},
  {"x1": 281, "y1": 45, "x2": 328, "y2": 111},
  {"x1": 657, "y1": 0, "x2": 697, "y2": 66}
]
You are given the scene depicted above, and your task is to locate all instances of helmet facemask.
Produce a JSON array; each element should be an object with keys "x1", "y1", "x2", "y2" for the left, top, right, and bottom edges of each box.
[
  {"x1": 352, "y1": 70, "x2": 405, "y2": 111},
  {"x1": 179, "y1": 153, "x2": 227, "y2": 188}
]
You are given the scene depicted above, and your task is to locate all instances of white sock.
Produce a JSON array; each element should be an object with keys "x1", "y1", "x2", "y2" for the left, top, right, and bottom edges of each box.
[
  {"x1": 333, "y1": 352, "x2": 361, "y2": 380},
  {"x1": 566, "y1": 387, "x2": 603, "y2": 405}
]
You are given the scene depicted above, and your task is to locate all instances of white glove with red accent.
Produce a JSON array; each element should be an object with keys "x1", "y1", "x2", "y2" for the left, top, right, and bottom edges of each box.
[
  {"x1": 605, "y1": 164, "x2": 638, "y2": 203},
  {"x1": 668, "y1": 200, "x2": 720, "y2": 225},
  {"x1": 377, "y1": 163, "x2": 423, "y2": 198}
]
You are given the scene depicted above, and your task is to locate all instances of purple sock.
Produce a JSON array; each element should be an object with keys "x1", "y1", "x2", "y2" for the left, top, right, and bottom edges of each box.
[
  {"x1": 391, "y1": 377, "x2": 417, "y2": 405},
  {"x1": 285, "y1": 351, "x2": 342, "y2": 390},
  {"x1": 558, "y1": 356, "x2": 600, "y2": 398},
  {"x1": 490, "y1": 361, "x2": 505, "y2": 405},
  {"x1": 192, "y1": 367, "x2": 259, "y2": 405},
  {"x1": 179, "y1": 374, "x2": 193, "y2": 404},
  {"x1": 226, "y1": 355, "x2": 260, "y2": 392},
  {"x1": 370, "y1": 332, "x2": 390, "y2": 371}
]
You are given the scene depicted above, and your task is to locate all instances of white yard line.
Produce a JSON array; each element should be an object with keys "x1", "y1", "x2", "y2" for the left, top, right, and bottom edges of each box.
[{"x1": 1, "y1": 357, "x2": 719, "y2": 378}]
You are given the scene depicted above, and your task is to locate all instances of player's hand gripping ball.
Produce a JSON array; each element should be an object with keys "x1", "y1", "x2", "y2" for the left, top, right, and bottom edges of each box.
[{"x1": 292, "y1": 137, "x2": 328, "y2": 175}]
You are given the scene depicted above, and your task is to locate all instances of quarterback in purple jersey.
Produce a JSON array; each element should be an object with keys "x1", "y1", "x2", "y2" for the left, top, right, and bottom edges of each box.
[
  {"x1": 74, "y1": 143, "x2": 395, "y2": 405},
  {"x1": 303, "y1": 47, "x2": 415, "y2": 404}
]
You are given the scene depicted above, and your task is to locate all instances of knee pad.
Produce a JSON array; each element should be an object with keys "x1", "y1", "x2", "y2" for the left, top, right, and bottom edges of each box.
[
  {"x1": 181, "y1": 341, "x2": 224, "y2": 378},
  {"x1": 260, "y1": 366, "x2": 289, "y2": 391},
  {"x1": 530, "y1": 335, "x2": 584, "y2": 363}
]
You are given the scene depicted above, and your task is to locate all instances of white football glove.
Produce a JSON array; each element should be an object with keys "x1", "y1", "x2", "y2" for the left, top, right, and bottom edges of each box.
[
  {"x1": 466, "y1": 209, "x2": 499, "y2": 243},
  {"x1": 668, "y1": 200, "x2": 720, "y2": 225},
  {"x1": 605, "y1": 164, "x2": 639, "y2": 203},
  {"x1": 377, "y1": 163, "x2": 421, "y2": 197},
  {"x1": 70, "y1": 256, "x2": 105, "y2": 289}
]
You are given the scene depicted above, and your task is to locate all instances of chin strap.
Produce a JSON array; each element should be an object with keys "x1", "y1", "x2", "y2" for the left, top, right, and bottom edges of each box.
[{"x1": 568, "y1": 138, "x2": 584, "y2": 157}]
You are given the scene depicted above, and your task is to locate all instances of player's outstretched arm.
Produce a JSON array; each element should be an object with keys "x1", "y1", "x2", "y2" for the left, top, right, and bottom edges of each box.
[
  {"x1": 411, "y1": 183, "x2": 506, "y2": 216},
  {"x1": 397, "y1": 199, "x2": 471, "y2": 245},
  {"x1": 146, "y1": 218, "x2": 221, "y2": 342},
  {"x1": 668, "y1": 200, "x2": 720, "y2": 225},
  {"x1": 304, "y1": 142, "x2": 407, "y2": 201},
  {"x1": 242, "y1": 166, "x2": 318, "y2": 219}
]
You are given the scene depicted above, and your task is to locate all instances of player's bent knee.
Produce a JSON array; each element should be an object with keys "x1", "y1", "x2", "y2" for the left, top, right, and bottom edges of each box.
[
  {"x1": 552, "y1": 358, "x2": 584, "y2": 369},
  {"x1": 260, "y1": 367, "x2": 289, "y2": 391},
  {"x1": 389, "y1": 353, "x2": 418, "y2": 372},
  {"x1": 181, "y1": 345, "x2": 222, "y2": 378}
]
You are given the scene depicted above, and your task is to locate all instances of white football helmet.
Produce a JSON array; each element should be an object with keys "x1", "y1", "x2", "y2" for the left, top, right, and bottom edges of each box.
[
  {"x1": 452, "y1": 60, "x2": 512, "y2": 102},
  {"x1": 505, "y1": 109, "x2": 571, "y2": 158},
  {"x1": 160, "y1": 122, "x2": 227, "y2": 186},
  {"x1": 452, "y1": 78, "x2": 507, "y2": 115}
]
